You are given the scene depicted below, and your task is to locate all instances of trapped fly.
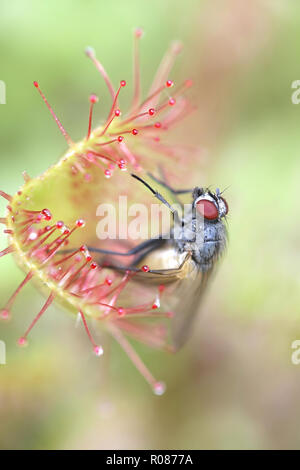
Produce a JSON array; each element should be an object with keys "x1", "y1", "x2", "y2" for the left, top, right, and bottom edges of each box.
[{"x1": 87, "y1": 172, "x2": 229, "y2": 349}]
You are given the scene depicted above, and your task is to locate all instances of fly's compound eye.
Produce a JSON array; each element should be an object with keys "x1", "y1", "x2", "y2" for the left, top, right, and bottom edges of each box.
[
  {"x1": 196, "y1": 199, "x2": 219, "y2": 220},
  {"x1": 220, "y1": 197, "x2": 229, "y2": 215}
]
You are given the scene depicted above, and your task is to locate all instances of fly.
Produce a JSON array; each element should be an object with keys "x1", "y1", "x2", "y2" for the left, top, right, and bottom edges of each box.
[{"x1": 71, "y1": 172, "x2": 229, "y2": 348}]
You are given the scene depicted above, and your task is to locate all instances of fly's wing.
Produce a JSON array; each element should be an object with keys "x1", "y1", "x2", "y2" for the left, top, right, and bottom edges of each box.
[
  {"x1": 107, "y1": 248, "x2": 213, "y2": 348},
  {"x1": 169, "y1": 267, "x2": 213, "y2": 350},
  {"x1": 132, "y1": 251, "x2": 213, "y2": 348}
]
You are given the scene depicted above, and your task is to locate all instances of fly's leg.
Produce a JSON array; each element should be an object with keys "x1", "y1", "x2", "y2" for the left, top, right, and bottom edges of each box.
[
  {"x1": 147, "y1": 171, "x2": 193, "y2": 195},
  {"x1": 86, "y1": 237, "x2": 165, "y2": 257},
  {"x1": 131, "y1": 173, "x2": 197, "y2": 244},
  {"x1": 59, "y1": 237, "x2": 165, "y2": 258},
  {"x1": 104, "y1": 252, "x2": 192, "y2": 278},
  {"x1": 131, "y1": 174, "x2": 181, "y2": 229},
  {"x1": 131, "y1": 174, "x2": 177, "y2": 214},
  {"x1": 128, "y1": 242, "x2": 166, "y2": 267},
  {"x1": 97, "y1": 239, "x2": 168, "y2": 272}
]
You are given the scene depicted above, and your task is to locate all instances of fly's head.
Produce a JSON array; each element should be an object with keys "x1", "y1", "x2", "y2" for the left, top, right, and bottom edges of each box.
[{"x1": 184, "y1": 187, "x2": 229, "y2": 271}]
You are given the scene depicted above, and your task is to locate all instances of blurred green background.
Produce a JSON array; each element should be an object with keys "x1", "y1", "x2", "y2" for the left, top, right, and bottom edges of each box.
[{"x1": 1, "y1": 0, "x2": 300, "y2": 450}]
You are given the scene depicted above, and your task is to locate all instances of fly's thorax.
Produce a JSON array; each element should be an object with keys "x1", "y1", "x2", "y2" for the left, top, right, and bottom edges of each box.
[
  {"x1": 172, "y1": 191, "x2": 228, "y2": 272},
  {"x1": 192, "y1": 219, "x2": 227, "y2": 271},
  {"x1": 173, "y1": 219, "x2": 226, "y2": 272}
]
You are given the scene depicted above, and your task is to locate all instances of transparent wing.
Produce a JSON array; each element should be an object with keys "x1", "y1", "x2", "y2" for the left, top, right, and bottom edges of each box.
[
  {"x1": 133, "y1": 250, "x2": 213, "y2": 349},
  {"x1": 169, "y1": 268, "x2": 212, "y2": 350},
  {"x1": 108, "y1": 249, "x2": 213, "y2": 349}
]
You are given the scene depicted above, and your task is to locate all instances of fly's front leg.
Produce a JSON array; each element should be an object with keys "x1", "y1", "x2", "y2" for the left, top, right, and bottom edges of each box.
[
  {"x1": 147, "y1": 172, "x2": 193, "y2": 195},
  {"x1": 147, "y1": 171, "x2": 193, "y2": 209},
  {"x1": 86, "y1": 237, "x2": 165, "y2": 258},
  {"x1": 59, "y1": 237, "x2": 165, "y2": 258}
]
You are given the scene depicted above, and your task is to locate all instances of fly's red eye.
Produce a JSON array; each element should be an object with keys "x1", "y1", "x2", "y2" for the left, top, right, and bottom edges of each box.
[
  {"x1": 196, "y1": 199, "x2": 219, "y2": 220},
  {"x1": 220, "y1": 197, "x2": 229, "y2": 214}
]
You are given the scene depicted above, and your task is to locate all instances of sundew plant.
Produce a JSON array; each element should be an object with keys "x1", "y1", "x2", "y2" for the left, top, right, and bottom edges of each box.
[{"x1": 0, "y1": 29, "x2": 196, "y2": 395}]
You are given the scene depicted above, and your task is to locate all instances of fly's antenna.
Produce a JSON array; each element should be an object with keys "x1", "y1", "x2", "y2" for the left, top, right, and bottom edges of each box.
[
  {"x1": 219, "y1": 185, "x2": 231, "y2": 195},
  {"x1": 131, "y1": 174, "x2": 178, "y2": 217}
]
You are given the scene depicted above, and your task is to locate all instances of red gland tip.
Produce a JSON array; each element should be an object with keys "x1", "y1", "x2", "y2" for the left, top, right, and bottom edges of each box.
[
  {"x1": 166, "y1": 80, "x2": 174, "y2": 88},
  {"x1": 56, "y1": 221, "x2": 64, "y2": 229},
  {"x1": 132, "y1": 128, "x2": 138, "y2": 136},
  {"x1": 89, "y1": 94, "x2": 98, "y2": 103},
  {"x1": 18, "y1": 337, "x2": 28, "y2": 347},
  {"x1": 93, "y1": 345, "x2": 103, "y2": 356},
  {"x1": 41, "y1": 209, "x2": 52, "y2": 221},
  {"x1": 80, "y1": 245, "x2": 87, "y2": 252},
  {"x1": 120, "y1": 80, "x2": 126, "y2": 87},
  {"x1": 118, "y1": 162, "x2": 126, "y2": 170},
  {"x1": 153, "y1": 381, "x2": 166, "y2": 396},
  {"x1": 142, "y1": 265, "x2": 150, "y2": 272},
  {"x1": 76, "y1": 219, "x2": 86, "y2": 228},
  {"x1": 85, "y1": 46, "x2": 95, "y2": 58},
  {"x1": 135, "y1": 27, "x2": 144, "y2": 38},
  {"x1": 169, "y1": 98, "x2": 176, "y2": 106},
  {"x1": 117, "y1": 136, "x2": 124, "y2": 142},
  {"x1": 171, "y1": 40, "x2": 183, "y2": 55},
  {"x1": 117, "y1": 307, "x2": 125, "y2": 316},
  {"x1": 114, "y1": 109, "x2": 121, "y2": 117},
  {"x1": 90, "y1": 262, "x2": 97, "y2": 270},
  {"x1": 152, "y1": 304, "x2": 158, "y2": 310},
  {"x1": 105, "y1": 278, "x2": 113, "y2": 286},
  {"x1": 33, "y1": 81, "x2": 39, "y2": 88},
  {"x1": 118, "y1": 157, "x2": 126, "y2": 169},
  {"x1": 104, "y1": 169, "x2": 112, "y2": 178},
  {"x1": 148, "y1": 108, "x2": 155, "y2": 116},
  {"x1": 0, "y1": 309, "x2": 10, "y2": 320},
  {"x1": 154, "y1": 122, "x2": 162, "y2": 129}
]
